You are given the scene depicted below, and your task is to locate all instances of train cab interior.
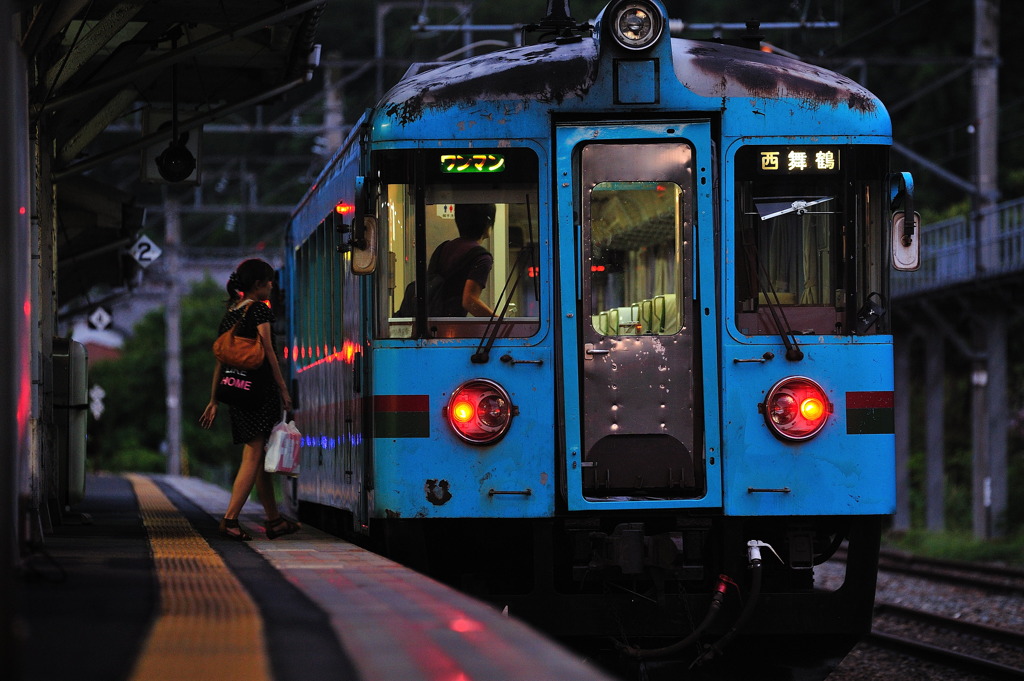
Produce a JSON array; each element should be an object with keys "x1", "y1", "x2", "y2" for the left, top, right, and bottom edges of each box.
[
  {"x1": 733, "y1": 145, "x2": 889, "y2": 337},
  {"x1": 379, "y1": 148, "x2": 540, "y2": 340}
]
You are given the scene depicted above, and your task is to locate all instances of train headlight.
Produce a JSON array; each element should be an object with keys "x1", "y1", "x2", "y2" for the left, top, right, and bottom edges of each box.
[
  {"x1": 761, "y1": 377, "x2": 832, "y2": 441},
  {"x1": 445, "y1": 379, "x2": 517, "y2": 445},
  {"x1": 609, "y1": 1, "x2": 664, "y2": 51}
]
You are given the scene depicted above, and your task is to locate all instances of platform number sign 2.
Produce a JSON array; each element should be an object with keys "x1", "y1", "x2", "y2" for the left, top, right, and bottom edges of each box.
[{"x1": 129, "y1": 235, "x2": 162, "y2": 268}]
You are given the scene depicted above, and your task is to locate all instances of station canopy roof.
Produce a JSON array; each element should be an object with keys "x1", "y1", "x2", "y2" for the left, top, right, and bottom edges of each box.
[{"x1": 18, "y1": 0, "x2": 325, "y2": 304}]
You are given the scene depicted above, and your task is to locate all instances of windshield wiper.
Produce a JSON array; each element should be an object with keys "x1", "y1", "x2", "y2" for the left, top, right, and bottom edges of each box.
[
  {"x1": 472, "y1": 197, "x2": 536, "y2": 364},
  {"x1": 472, "y1": 244, "x2": 533, "y2": 363},
  {"x1": 754, "y1": 196, "x2": 833, "y2": 221},
  {"x1": 756, "y1": 260, "x2": 804, "y2": 361},
  {"x1": 743, "y1": 196, "x2": 834, "y2": 361},
  {"x1": 744, "y1": 224, "x2": 803, "y2": 362}
]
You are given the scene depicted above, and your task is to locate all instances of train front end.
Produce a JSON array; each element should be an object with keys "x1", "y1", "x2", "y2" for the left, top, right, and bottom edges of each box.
[{"x1": 293, "y1": 0, "x2": 919, "y2": 668}]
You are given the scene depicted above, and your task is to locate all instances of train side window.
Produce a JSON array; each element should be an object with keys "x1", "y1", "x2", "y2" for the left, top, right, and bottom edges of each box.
[{"x1": 376, "y1": 148, "x2": 540, "y2": 340}]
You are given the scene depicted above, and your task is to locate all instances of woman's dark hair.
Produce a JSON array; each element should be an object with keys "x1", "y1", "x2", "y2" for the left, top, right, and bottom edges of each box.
[{"x1": 226, "y1": 258, "x2": 274, "y2": 304}]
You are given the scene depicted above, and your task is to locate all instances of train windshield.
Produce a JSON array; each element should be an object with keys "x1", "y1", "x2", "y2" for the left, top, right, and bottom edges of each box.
[
  {"x1": 377, "y1": 148, "x2": 540, "y2": 340},
  {"x1": 734, "y1": 145, "x2": 888, "y2": 336}
]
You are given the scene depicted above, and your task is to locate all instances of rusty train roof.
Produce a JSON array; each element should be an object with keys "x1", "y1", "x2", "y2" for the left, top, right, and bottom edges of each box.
[
  {"x1": 379, "y1": 35, "x2": 883, "y2": 127},
  {"x1": 673, "y1": 42, "x2": 878, "y2": 114}
]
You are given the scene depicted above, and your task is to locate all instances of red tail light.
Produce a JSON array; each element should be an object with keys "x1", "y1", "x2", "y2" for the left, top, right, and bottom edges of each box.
[
  {"x1": 762, "y1": 377, "x2": 831, "y2": 441},
  {"x1": 445, "y1": 379, "x2": 517, "y2": 445}
]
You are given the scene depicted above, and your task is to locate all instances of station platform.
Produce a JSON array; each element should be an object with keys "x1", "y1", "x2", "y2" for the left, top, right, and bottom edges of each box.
[{"x1": 14, "y1": 473, "x2": 616, "y2": 681}]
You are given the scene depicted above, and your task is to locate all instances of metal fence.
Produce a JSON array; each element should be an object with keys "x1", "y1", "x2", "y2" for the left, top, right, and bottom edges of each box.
[{"x1": 892, "y1": 196, "x2": 1024, "y2": 297}]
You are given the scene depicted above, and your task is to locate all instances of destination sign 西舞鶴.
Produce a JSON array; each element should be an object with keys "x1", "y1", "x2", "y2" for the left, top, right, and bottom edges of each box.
[{"x1": 755, "y1": 147, "x2": 841, "y2": 174}]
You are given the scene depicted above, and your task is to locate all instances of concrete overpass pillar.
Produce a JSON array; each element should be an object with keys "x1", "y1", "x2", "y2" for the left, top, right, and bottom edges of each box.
[
  {"x1": 971, "y1": 311, "x2": 1008, "y2": 539},
  {"x1": 983, "y1": 312, "x2": 1008, "y2": 537},
  {"x1": 924, "y1": 337, "x2": 945, "y2": 532}
]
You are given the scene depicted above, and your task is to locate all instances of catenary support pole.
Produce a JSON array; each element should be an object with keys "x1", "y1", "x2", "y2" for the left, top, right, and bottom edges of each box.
[{"x1": 165, "y1": 195, "x2": 182, "y2": 476}]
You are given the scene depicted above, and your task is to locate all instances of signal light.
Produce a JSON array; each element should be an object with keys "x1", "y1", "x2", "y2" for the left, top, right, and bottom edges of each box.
[
  {"x1": 762, "y1": 376, "x2": 831, "y2": 441},
  {"x1": 800, "y1": 397, "x2": 825, "y2": 421},
  {"x1": 335, "y1": 201, "x2": 354, "y2": 215},
  {"x1": 451, "y1": 399, "x2": 475, "y2": 424},
  {"x1": 445, "y1": 379, "x2": 517, "y2": 445}
]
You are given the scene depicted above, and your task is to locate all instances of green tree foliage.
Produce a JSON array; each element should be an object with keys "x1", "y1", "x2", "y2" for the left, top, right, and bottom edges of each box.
[
  {"x1": 88, "y1": 311, "x2": 167, "y2": 472},
  {"x1": 180, "y1": 278, "x2": 241, "y2": 472},
  {"x1": 88, "y1": 277, "x2": 236, "y2": 478}
]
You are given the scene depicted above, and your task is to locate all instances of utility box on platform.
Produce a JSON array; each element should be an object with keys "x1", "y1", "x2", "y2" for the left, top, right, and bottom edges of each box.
[{"x1": 53, "y1": 338, "x2": 88, "y2": 508}]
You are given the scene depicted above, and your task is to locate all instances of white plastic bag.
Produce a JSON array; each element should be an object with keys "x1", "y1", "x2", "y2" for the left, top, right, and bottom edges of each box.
[{"x1": 265, "y1": 413, "x2": 301, "y2": 475}]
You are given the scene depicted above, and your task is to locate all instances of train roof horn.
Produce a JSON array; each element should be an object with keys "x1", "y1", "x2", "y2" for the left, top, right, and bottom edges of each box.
[{"x1": 523, "y1": 0, "x2": 592, "y2": 42}]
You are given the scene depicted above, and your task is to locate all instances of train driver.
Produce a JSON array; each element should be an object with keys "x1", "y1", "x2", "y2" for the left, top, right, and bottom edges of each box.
[{"x1": 435, "y1": 203, "x2": 496, "y2": 317}]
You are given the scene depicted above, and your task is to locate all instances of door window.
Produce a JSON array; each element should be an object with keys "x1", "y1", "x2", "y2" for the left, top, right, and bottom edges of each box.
[{"x1": 589, "y1": 181, "x2": 683, "y2": 336}]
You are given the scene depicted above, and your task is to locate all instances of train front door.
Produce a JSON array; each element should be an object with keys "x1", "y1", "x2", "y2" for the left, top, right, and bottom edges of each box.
[{"x1": 556, "y1": 125, "x2": 712, "y2": 509}]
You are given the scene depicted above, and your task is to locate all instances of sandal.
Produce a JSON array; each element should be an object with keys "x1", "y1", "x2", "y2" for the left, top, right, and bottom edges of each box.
[
  {"x1": 219, "y1": 517, "x2": 252, "y2": 541},
  {"x1": 265, "y1": 516, "x2": 300, "y2": 539}
]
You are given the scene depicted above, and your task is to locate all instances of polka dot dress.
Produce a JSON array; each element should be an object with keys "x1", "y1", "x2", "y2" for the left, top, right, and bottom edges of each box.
[{"x1": 218, "y1": 301, "x2": 280, "y2": 444}]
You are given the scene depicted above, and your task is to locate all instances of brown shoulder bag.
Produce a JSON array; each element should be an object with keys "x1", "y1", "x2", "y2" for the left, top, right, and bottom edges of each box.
[{"x1": 212, "y1": 302, "x2": 266, "y2": 369}]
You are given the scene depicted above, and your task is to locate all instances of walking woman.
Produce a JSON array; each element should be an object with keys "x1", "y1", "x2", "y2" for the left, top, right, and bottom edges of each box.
[{"x1": 199, "y1": 258, "x2": 299, "y2": 540}]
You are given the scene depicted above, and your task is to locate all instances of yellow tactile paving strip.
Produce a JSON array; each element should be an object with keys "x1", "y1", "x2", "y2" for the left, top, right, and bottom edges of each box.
[
  {"x1": 126, "y1": 474, "x2": 272, "y2": 681},
  {"x1": 160, "y1": 474, "x2": 618, "y2": 681}
]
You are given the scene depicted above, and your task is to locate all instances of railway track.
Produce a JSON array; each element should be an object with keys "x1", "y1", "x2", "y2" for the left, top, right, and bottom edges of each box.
[
  {"x1": 866, "y1": 603, "x2": 1024, "y2": 679},
  {"x1": 824, "y1": 548, "x2": 1024, "y2": 679},
  {"x1": 875, "y1": 548, "x2": 1024, "y2": 594}
]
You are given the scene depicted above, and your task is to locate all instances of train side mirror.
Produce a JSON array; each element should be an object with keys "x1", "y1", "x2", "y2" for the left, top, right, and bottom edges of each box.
[
  {"x1": 351, "y1": 175, "x2": 377, "y2": 274},
  {"x1": 889, "y1": 171, "x2": 920, "y2": 271},
  {"x1": 352, "y1": 215, "x2": 377, "y2": 274},
  {"x1": 891, "y1": 210, "x2": 921, "y2": 271}
]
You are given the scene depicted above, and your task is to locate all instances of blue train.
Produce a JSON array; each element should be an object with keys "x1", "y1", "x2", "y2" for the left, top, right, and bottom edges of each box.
[{"x1": 282, "y1": 0, "x2": 919, "y2": 670}]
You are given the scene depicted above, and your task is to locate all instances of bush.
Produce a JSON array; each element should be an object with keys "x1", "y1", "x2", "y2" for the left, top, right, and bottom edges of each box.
[{"x1": 885, "y1": 529, "x2": 1024, "y2": 566}]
